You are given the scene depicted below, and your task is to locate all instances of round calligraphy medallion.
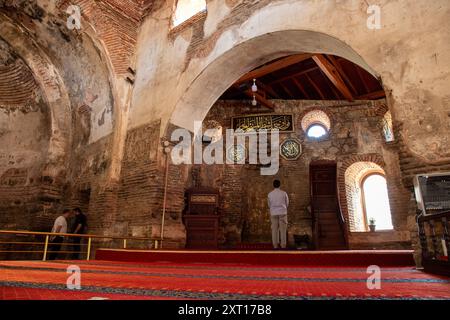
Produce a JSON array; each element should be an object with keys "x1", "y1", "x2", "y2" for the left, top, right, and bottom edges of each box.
[
  {"x1": 226, "y1": 144, "x2": 246, "y2": 163},
  {"x1": 280, "y1": 138, "x2": 302, "y2": 160}
]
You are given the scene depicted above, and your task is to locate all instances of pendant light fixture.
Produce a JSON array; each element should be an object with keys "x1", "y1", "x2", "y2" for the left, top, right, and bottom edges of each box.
[
  {"x1": 252, "y1": 94, "x2": 257, "y2": 106},
  {"x1": 251, "y1": 78, "x2": 258, "y2": 92},
  {"x1": 250, "y1": 78, "x2": 258, "y2": 106}
]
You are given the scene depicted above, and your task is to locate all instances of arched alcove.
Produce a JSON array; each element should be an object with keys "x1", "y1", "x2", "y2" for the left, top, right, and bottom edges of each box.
[{"x1": 0, "y1": 15, "x2": 72, "y2": 177}]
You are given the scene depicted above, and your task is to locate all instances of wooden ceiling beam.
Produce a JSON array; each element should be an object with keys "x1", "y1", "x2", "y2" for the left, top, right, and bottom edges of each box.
[
  {"x1": 242, "y1": 89, "x2": 274, "y2": 109},
  {"x1": 233, "y1": 82, "x2": 275, "y2": 107},
  {"x1": 291, "y1": 77, "x2": 311, "y2": 99},
  {"x1": 236, "y1": 53, "x2": 313, "y2": 84},
  {"x1": 268, "y1": 66, "x2": 319, "y2": 86},
  {"x1": 312, "y1": 54, "x2": 354, "y2": 101},
  {"x1": 356, "y1": 90, "x2": 386, "y2": 100},
  {"x1": 329, "y1": 84, "x2": 341, "y2": 100},
  {"x1": 279, "y1": 83, "x2": 294, "y2": 99},
  {"x1": 256, "y1": 80, "x2": 279, "y2": 99},
  {"x1": 355, "y1": 66, "x2": 371, "y2": 93},
  {"x1": 327, "y1": 55, "x2": 358, "y2": 96},
  {"x1": 305, "y1": 74, "x2": 325, "y2": 99}
]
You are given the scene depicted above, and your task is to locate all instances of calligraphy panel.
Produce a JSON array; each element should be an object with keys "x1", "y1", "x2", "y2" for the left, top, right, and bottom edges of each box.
[{"x1": 231, "y1": 114, "x2": 294, "y2": 133}]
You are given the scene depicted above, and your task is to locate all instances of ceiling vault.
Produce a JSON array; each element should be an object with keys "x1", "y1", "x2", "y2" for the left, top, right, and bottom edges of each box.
[{"x1": 223, "y1": 53, "x2": 386, "y2": 105}]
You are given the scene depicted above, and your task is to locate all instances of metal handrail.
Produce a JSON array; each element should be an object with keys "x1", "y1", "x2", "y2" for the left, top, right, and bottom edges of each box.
[
  {"x1": 0, "y1": 230, "x2": 159, "y2": 241},
  {"x1": 0, "y1": 230, "x2": 162, "y2": 261}
]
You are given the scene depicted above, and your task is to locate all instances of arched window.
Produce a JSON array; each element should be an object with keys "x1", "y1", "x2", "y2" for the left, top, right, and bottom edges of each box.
[
  {"x1": 382, "y1": 111, "x2": 394, "y2": 142},
  {"x1": 344, "y1": 161, "x2": 393, "y2": 232},
  {"x1": 172, "y1": 0, "x2": 207, "y2": 28},
  {"x1": 306, "y1": 123, "x2": 328, "y2": 138},
  {"x1": 301, "y1": 110, "x2": 331, "y2": 139},
  {"x1": 361, "y1": 173, "x2": 393, "y2": 230}
]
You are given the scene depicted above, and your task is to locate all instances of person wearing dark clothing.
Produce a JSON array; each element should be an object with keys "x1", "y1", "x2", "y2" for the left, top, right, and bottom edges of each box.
[{"x1": 71, "y1": 208, "x2": 88, "y2": 259}]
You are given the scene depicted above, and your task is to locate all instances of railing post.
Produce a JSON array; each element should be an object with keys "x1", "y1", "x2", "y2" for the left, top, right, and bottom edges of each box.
[
  {"x1": 429, "y1": 220, "x2": 438, "y2": 259},
  {"x1": 123, "y1": 239, "x2": 127, "y2": 249},
  {"x1": 442, "y1": 217, "x2": 449, "y2": 260},
  {"x1": 43, "y1": 235, "x2": 49, "y2": 261},
  {"x1": 86, "y1": 237, "x2": 92, "y2": 261},
  {"x1": 418, "y1": 219, "x2": 428, "y2": 259}
]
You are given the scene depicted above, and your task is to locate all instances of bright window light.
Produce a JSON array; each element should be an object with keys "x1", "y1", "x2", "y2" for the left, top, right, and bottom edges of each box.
[
  {"x1": 173, "y1": 0, "x2": 207, "y2": 27},
  {"x1": 362, "y1": 174, "x2": 393, "y2": 230},
  {"x1": 307, "y1": 124, "x2": 327, "y2": 138}
]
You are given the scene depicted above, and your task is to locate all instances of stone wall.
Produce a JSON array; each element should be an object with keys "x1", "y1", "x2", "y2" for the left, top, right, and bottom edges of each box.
[{"x1": 188, "y1": 99, "x2": 412, "y2": 249}]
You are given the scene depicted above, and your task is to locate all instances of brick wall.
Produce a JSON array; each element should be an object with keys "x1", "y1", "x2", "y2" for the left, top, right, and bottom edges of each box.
[{"x1": 116, "y1": 121, "x2": 162, "y2": 236}]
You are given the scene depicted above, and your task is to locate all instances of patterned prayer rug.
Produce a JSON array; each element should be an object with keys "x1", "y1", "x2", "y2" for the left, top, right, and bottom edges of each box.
[{"x1": 1, "y1": 259, "x2": 449, "y2": 300}]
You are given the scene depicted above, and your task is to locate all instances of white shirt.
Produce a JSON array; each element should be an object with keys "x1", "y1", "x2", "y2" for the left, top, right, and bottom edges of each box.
[
  {"x1": 268, "y1": 188, "x2": 289, "y2": 216},
  {"x1": 52, "y1": 216, "x2": 67, "y2": 234}
]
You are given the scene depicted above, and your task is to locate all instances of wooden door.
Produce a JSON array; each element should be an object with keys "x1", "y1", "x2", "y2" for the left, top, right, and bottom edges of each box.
[{"x1": 310, "y1": 162, "x2": 347, "y2": 250}]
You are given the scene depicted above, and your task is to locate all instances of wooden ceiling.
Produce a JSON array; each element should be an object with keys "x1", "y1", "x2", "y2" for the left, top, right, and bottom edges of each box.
[{"x1": 220, "y1": 54, "x2": 385, "y2": 109}]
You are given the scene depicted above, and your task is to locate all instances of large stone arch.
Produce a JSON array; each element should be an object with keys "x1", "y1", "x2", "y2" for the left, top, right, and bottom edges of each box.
[
  {"x1": 0, "y1": 14, "x2": 72, "y2": 178},
  {"x1": 81, "y1": 22, "x2": 133, "y2": 184},
  {"x1": 132, "y1": 0, "x2": 449, "y2": 164},
  {"x1": 169, "y1": 29, "x2": 379, "y2": 132}
]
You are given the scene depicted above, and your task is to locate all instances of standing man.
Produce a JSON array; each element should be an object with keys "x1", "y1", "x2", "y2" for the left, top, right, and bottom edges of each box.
[
  {"x1": 268, "y1": 180, "x2": 289, "y2": 249},
  {"x1": 71, "y1": 208, "x2": 88, "y2": 259},
  {"x1": 48, "y1": 209, "x2": 72, "y2": 260}
]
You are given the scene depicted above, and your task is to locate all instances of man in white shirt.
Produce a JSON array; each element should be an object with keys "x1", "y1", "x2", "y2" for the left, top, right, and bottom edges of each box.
[
  {"x1": 48, "y1": 209, "x2": 72, "y2": 260},
  {"x1": 268, "y1": 180, "x2": 289, "y2": 249}
]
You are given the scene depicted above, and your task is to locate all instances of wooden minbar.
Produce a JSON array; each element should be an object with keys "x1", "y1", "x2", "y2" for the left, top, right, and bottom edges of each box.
[
  {"x1": 183, "y1": 187, "x2": 220, "y2": 249},
  {"x1": 417, "y1": 210, "x2": 450, "y2": 276}
]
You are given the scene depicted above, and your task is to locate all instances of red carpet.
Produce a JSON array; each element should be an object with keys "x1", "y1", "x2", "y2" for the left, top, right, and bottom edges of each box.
[
  {"x1": 0, "y1": 251, "x2": 449, "y2": 300},
  {"x1": 95, "y1": 249, "x2": 416, "y2": 267}
]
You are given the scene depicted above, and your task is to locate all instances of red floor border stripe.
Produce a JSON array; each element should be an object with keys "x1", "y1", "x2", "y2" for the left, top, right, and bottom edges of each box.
[{"x1": 95, "y1": 249, "x2": 415, "y2": 267}]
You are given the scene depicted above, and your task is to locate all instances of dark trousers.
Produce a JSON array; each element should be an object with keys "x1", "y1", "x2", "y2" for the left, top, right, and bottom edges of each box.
[
  {"x1": 48, "y1": 236, "x2": 63, "y2": 260},
  {"x1": 72, "y1": 237, "x2": 82, "y2": 260}
]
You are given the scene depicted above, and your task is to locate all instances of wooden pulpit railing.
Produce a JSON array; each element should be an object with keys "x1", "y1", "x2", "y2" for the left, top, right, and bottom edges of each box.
[{"x1": 417, "y1": 210, "x2": 450, "y2": 276}]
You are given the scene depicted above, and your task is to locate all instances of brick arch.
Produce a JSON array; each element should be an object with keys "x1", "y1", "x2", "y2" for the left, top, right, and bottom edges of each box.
[
  {"x1": 337, "y1": 154, "x2": 386, "y2": 232},
  {"x1": 0, "y1": 15, "x2": 72, "y2": 178},
  {"x1": 0, "y1": 56, "x2": 40, "y2": 107},
  {"x1": 298, "y1": 106, "x2": 334, "y2": 127},
  {"x1": 345, "y1": 162, "x2": 385, "y2": 231},
  {"x1": 299, "y1": 107, "x2": 333, "y2": 134},
  {"x1": 56, "y1": 0, "x2": 154, "y2": 76},
  {"x1": 55, "y1": 1, "x2": 160, "y2": 183}
]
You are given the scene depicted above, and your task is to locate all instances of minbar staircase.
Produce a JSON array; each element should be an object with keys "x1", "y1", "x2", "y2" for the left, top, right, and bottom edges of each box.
[
  {"x1": 310, "y1": 162, "x2": 347, "y2": 250},
  {"x1": 317, "y1": 211, "x2": 347, "y2": 250}
]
